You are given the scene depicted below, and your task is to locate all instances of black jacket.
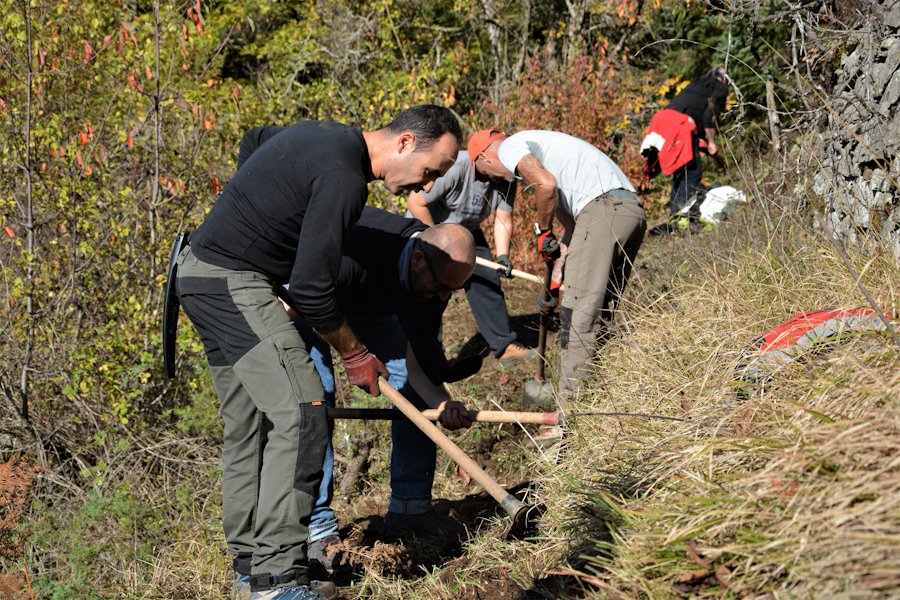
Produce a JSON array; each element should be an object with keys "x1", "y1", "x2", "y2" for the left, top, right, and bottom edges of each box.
[
  {"x1": 333, "y1": 207, "x2": 464, "y2": 385},
  {"x1": 666, "y1": 74, "x2": 728, "y2": 139}
]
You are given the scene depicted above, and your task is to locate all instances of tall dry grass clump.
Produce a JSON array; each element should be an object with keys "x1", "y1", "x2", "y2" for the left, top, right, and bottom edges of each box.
[{"x1": 554, "y1": 200, "x2": 898, "y2": 597}]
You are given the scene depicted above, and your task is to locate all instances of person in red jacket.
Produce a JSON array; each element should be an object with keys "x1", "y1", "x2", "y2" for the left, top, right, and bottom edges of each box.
[{"x1": 642, "y1": 67, "x2": 729, "y2": 232}]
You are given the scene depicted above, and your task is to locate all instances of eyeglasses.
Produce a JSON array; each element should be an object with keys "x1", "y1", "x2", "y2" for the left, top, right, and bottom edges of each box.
[{"x1": 421, "y1": 247, "x2": 462, "y2": 294}]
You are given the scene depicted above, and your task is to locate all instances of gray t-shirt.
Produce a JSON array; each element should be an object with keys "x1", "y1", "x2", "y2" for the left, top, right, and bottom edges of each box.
[
  {"x1": 408, "y1": 151, "x2": 516, "y2": 230},
  {"x1": 497, "y1": 130, "x2": 635, "y2": 219}
]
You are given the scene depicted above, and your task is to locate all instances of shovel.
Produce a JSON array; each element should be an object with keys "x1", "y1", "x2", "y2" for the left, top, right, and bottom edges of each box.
[
  {"x1": 378, "y1": 377, "x2": 540, "y2": 538},
  {"x1": 523, "y1": 262, "x2": 556, "y2": 406}
]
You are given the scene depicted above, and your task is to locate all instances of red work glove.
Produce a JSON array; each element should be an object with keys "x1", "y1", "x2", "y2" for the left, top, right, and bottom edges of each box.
[
  {"x1": 535, "y1": 228, "x2": 561, "y2": 262},
  {"x1": 341, "y1": 345, "x2": 389, "y2": 397}
]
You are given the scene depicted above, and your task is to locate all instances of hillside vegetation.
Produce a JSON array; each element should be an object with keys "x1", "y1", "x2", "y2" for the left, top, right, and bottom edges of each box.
[{"x1": 0, "y1": 0, "x2": 897, "y2": 598}]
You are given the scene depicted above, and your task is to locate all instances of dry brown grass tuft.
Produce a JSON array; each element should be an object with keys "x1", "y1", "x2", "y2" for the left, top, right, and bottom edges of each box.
[{"x1": 551, "y1": 201, "x2": 899, "y2": 598}]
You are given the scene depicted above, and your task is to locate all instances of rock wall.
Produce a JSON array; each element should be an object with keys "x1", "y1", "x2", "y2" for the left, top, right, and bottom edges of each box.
[{"x1": 813, "y1": 0, "x2": 900, "y2": 258}]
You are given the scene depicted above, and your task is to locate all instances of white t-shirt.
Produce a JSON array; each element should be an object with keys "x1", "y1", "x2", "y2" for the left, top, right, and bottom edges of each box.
[
  {"x1": 407, "y1": 151, "x2": 516, "y2": 231},
  {"x1": 497, "y1": 130, "x2": 635, "y2": 219}
]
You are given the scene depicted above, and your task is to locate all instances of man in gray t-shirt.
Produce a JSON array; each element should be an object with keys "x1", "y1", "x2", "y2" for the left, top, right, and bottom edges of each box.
[
  {"x1": 408, "y1": 148, "x2": 537, "y2": 366},
  {"x1": 469, "y1": 128, "x2": 646, "y2": 401}
]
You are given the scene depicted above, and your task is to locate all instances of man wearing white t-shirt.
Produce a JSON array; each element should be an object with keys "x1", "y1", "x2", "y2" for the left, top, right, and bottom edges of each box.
[{"x1": 467, "y1": 129, "x2": 646, "y2": 401}]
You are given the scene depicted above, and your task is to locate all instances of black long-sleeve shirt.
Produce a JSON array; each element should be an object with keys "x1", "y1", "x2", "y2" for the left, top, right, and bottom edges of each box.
[
  {"x1": 190, "y1": 121, "x2": 372, "y2": 334},
  {"x1": 334, "y1": 207, "x2": 460, "y2": 386},
  {"x1": 666, "y1": 74, "x2": 728, "y2": 140}
]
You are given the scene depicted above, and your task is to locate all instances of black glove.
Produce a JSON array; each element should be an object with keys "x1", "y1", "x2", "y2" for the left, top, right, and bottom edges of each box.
[
  {"x1": 537, "y1": 285, "x2": 560, "y2": 317},
  {"x1": 495, "y1": 254, "x2": 513, "y2": 279},
  {"x1": 536, "y1": 228, "x2": 561, "y2": 262}
]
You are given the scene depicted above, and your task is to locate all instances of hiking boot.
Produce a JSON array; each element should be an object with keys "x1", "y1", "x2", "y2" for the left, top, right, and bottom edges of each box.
[
  {"x1": 249, "y1": 585, "x2": 325, "y2": 600},
  {"x1": 384, "y1": 509, "x2": 466, "y2": 540},
  {"x1": 498, "y1": 342, "x2": 538, "y2": 366},
  {"x1": 308, "y1": 535, "x2": 347, "y2": 577},
  {"x1": 232, "y1": 573, "x2": 251, "y2": 600},
  {"x1": 311, "y1": 580, "x2": 337, "y2": 599}
]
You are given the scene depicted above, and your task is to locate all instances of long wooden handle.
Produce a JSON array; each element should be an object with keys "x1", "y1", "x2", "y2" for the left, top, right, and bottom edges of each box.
[
  {"x1": 328, "y1": 406, "x2": 559, "y2": 426},
  {"x1": 536, "y1": 261, "x2": 554, "y2": 382},
  {"x1": 475, "y1": 256, "x2": 543, "y2": 285},
  {"x1": 377, "y1": 378, "x2": 527, "y2": 520}
]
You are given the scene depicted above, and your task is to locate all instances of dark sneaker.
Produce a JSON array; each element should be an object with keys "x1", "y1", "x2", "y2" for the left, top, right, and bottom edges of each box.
[
  {"x1": 306, "y1": 535, "x2": 347, "y2": 576},
  {"x1": 249, "y1": 584, "x2": 325, "y2": 599},
  {"x1": 498, "y1": 343, "x2": 538, "y2": 366},
  {"x1": 384, "y1": 510, "x2": 466, "y2": 540},
  {"x1": 649, "y1": 222, "x2": 676, "y2": 236},
  {"x1": 232, "y1": 573, "x2": 251, "y2": 600}
]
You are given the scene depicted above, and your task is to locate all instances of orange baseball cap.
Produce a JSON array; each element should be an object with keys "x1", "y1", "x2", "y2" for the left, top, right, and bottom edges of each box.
[{"x1": 466, "y1": 129, "x2": 506, "y2": 164}]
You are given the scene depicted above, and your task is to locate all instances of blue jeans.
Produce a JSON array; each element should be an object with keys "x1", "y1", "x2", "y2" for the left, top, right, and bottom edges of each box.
[{"x1": 297, "y1": 315, "x2": 437, "y2": 541}]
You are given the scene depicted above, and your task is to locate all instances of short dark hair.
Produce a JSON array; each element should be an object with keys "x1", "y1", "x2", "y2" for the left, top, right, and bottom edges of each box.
[{"x1": 384, "y1": 104, "x2": 463, "y2": 150}]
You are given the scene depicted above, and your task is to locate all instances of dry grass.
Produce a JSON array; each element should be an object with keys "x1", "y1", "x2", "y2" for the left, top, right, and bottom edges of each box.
[{"x1": 549, "y1": 198, "x2": 899, "y2": 598}]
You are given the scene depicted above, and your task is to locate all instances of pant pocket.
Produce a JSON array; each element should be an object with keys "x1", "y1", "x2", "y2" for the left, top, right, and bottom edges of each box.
[
  {"x1": 294, "y1": 403, "x2": 328, "y2": 498},
  {"x1": 273, "y1": 337, "x2": 311, "y2": 405}
]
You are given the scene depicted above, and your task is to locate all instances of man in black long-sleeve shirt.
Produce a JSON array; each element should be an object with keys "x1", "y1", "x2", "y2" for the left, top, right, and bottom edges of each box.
[{"x1": 175, "y1": 106, "x2": 461, "y2": 600}]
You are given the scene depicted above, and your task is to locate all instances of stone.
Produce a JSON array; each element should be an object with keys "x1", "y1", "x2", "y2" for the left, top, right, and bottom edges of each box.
[
  {"x1": 870, "y1": 168, "x2": 887, "y2": 193},
  {"x1": 840, "y1": 46, "x2": 862, "y2": 77},
  {"x1": 875, "y1": 38, "x2": 900, "y2": 91},
  {"x1": 878, "y1": 61, "x2": 900, "y2": 109},
  {"x1": 874, "y1": 191, "x2": 891, "y2": 210}
]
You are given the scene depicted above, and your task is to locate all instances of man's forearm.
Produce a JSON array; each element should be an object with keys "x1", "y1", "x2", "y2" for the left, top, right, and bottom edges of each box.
[
  {"x1": 317, "y1": 321, "x2": 364, "y2": 356},
  {"x1": 407, "y1": 192, "x2": 436, "y2": 226},
  {"x1": 493, "y1": 210, "x2": 513, "y2": 256}
]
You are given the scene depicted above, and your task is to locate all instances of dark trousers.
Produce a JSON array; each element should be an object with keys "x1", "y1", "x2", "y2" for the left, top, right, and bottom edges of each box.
[
  {"x1": 670, "y1": 135, "x2": 703, "y2": 215},
  {"x1": 465, "y1": 228, "x2": 517, "y2": 357}
]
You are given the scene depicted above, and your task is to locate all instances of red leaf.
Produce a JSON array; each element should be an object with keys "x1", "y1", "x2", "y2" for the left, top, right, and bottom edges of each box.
[{"x1": 4, "y1": 226, "x2": 15, "y2": 238}]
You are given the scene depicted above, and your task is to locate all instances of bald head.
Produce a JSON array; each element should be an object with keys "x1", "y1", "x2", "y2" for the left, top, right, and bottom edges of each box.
[{"x1": 409, "y1": 224, "x2": 475, "y2": 302}]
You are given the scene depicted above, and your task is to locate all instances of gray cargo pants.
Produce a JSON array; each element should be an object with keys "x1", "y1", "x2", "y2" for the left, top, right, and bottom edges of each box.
[
  {"x1": 559, "y1": 190, "x2": 646, "y2": 397},
  {"x1": 176, "y1": 246, "x2": 327, "y2": 588}
]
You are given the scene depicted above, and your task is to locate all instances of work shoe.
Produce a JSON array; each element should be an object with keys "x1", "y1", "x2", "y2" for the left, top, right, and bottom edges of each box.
[
  {"x1": 308, "y1": 534, "x2": 347, "y2": 577},
  {"x1": 498, "y1": 342, "x2": 538, "y2": 366},
  {"x1": 231, "y1": 573, "x2": 251, "y2": 600},
  {"x1": 249, "y1": 584, "x2": 325, "y2": 600},
  {"x1": 384, "y1": 509, "x2": 466, "y2": 540}
]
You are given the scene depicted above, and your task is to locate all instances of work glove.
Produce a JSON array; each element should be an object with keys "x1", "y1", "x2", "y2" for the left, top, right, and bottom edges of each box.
[
  {"x1": 535, "y1": 227, "x2": 561, "y2": 262},
  {"x1": 495, "y1": 254, "x2": 514, "y2": 279},
  {"x1": 341, "y1": 345, "x2": 389, "y2": 397},
  {"x1": 437, "y1": 400, "x2": 473, "y2": 430},
  {"x1": 537, "y1": 283, "x2": 561, "y2": 317}
]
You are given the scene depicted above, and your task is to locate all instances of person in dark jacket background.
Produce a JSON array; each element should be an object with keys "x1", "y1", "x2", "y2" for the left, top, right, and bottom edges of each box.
[{"x1": 664, "y1": 66, "x2": 729, "y2": 216}]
